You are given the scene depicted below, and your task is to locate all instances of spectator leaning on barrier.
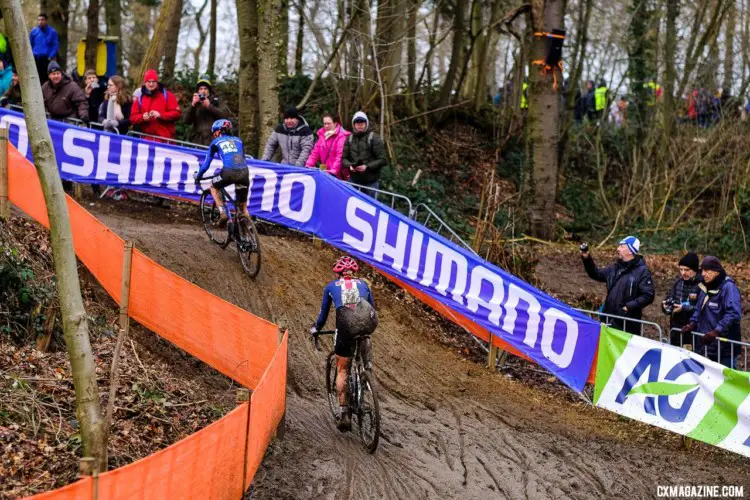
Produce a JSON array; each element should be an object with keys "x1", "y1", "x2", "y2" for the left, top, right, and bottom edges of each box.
[
  {"x1": 98, "y1": 75, "x2": 131, "y2": 134},
  {"x1": 305, "y1": 111, "x2": 351, "y2": 180},
  {"x1": 580, "y1": 236, "x2": 655, "y2": 335},
  {"x1": 185, "y1": 75, "x2": 230, "y2": 145},
  {"x1": 30, "y1": 13, "x2": 58, "y2": 84},
  {"x1": 663, "y1": 252, "x2": 702, "y2": 347},
  {"x1": 130, "y1": 69, "x2": 181, "y2": 141},
  {"x1": 0, "y1": 70, "x2": 21, "y2": 107},
  {"x1": 42, "y1": 61, "x2": 88, "y2": 122},
  {"x1": 84, "y1": 69, "x2": 105, "y2": 126},
  {"x1": 261, "y1": 106, "x2": 314, "y2": 166},
  {"x1": 341, "y1": 111, "x2": 388, "y2": 197},
  {"x1": 681, "y1": 256, "x2": 742, "y2": 368}
]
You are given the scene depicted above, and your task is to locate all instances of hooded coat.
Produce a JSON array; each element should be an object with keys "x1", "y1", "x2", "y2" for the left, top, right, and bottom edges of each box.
[
  {"x1": 582, "y1": 254, "x2": 655, "y2": 335},
  {"x1": 341, "y1": 112, "x2": 388, "y2": 185},
  {"x1": 42, "y1": 73, "x2": 88, "y2": 121},
  {"x1": 690, "y1": 274, "x2": 742, "y2": 361},
  {"x1": 305, "y1": 124, "x2": 351, "y2": 180},
  {"x1": 130, "y1": 83, "x2": 181, "y2": 140},
  {"x1": 261, "y1": 116, "x2": 314, "y2": 167}
]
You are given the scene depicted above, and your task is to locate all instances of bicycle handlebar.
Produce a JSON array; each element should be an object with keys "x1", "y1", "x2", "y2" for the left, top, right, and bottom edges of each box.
[{"x1": 311, "y1": 330, "x2": 336, "y2": 351}]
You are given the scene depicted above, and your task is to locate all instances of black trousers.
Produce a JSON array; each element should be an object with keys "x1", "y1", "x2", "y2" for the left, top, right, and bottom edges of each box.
[{"x1": 34, "y1": 55, "x2": 49, "y2": 84}]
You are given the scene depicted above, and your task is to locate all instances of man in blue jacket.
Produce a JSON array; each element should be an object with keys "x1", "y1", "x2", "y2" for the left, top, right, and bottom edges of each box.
[
  {"x1": 30, "y1": 14, "x2": 58, "y2": 84},
  {"x1": 681, "y1": 256, "x2": 742, "y2": 368},
  {"x1": 581, "y1": 236, "x2": 655, "y2": 335}
]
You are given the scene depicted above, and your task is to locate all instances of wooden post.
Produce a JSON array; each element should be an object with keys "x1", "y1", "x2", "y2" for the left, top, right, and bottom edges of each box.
[
  {"x1": 238, "y1": 388, "x2": 252, "y2": 494},
  {"x1": 74, "y1": 182, "x2": 83, "y2": 200},
  {"x1": 0, "y1": 126, "x2": 8, "y2": 219},
  {"x1": 276, "y1": 327, "x2": 287, "y2": 440},
  {"x1": 104, "y1": 242, "x2": 134, "y2": 440},
  {"x1": 487, "y1": 334, "x2": 498, "y2": 371}
]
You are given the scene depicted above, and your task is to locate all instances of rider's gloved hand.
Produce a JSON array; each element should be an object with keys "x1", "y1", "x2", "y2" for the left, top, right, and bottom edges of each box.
[
  {"x1": 193, "y1": 172, "x2": 200, "y2": 180},
  {"x1": 309, "y1": 325, "x2": 318, "y2": 336}
]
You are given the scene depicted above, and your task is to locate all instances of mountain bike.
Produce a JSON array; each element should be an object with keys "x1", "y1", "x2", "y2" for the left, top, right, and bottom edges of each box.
[
  {"x1": 196, "y1": 178, "x2": 261, "y2": 278},
  {"x1": 312, "y1": 330, "x2": 380, "y2": 453}
]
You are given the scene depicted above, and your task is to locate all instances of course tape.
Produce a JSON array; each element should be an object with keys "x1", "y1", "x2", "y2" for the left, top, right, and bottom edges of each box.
[
  {"x1": 6, "y1": 145, "x2": 288, "y2": 498},
  {"x1": 0, "y1": 108, "x2": 600, "y2": 391}
]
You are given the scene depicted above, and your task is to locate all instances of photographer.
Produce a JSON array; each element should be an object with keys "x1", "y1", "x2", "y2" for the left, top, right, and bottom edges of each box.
[
  {"x1": 185, "y1": 76, "x2": 230, "y2": 145},
  {"x1": 83, "y1": 69, "x2": 105, "y2": 125},
  {"x1": 662, "y1": 252, "x2": 702, "y2": 347},
  {"x1": 580, "y1": 236, "x2": 655, "y2": 335}
]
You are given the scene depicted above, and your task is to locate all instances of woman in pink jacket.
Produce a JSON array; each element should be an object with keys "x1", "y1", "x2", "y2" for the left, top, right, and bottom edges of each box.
[{"x1": 305, "y1": 112, "x2": 351, "y2": 180}]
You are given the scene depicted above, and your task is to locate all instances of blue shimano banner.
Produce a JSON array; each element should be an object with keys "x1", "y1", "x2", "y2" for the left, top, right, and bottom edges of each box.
[{"x1": 0, "y1": 108, "x2": 601, "y2": 391}]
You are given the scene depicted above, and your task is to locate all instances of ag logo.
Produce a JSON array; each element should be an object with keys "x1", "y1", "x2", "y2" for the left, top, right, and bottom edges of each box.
[{"x1": 615, "y1": 348, "x2": 704, "y2": 423}]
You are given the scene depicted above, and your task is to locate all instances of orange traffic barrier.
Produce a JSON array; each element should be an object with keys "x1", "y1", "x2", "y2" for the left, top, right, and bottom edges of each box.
[{"x1": 6, "y1": 142, "x2": 288, "y2": 499}]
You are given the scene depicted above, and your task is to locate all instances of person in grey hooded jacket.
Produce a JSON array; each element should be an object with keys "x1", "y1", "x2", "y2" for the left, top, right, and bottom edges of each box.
[{"x1": 261, "y1": 106, "x2": 314, "y2": 166}]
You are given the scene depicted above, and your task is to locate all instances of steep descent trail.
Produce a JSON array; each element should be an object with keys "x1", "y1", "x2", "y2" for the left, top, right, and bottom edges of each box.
[{"x1": 91, "y1": 205, "x2": 750, "y2": 500}]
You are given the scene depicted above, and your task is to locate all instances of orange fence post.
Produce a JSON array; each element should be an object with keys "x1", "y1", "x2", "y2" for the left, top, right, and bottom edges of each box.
[
  {"x1": 0, "y1": 126, "x2": 8, "y2": 219},
  {"x1": 276, "y1": 328, "x2": 287, "y2": 440}
]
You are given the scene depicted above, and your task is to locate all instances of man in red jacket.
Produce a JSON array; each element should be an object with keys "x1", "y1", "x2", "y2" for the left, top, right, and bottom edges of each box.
[{"x1": 130, "y1": 69, "x2": 181, "y2": 142}]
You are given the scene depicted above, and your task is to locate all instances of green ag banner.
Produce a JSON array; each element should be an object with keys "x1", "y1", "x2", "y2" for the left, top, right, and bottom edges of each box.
[{"x1": 594, "y1": 326, "x2": 750, "y2": 458}]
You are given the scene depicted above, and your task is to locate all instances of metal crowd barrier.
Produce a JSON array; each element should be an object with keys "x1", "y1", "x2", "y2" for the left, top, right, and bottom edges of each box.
[
  {"x1": 669, "y1": 328, "x2": 749, "y2": 371},
  {"x1": 412, "y1": 203, "x2": 477, "y2": 255},
  {"x1": 344, "y1": 180, "x2": 415, "y2": 218},
  {"x1": 574, "y1": 308, "x2": 663, "y2": 340}
]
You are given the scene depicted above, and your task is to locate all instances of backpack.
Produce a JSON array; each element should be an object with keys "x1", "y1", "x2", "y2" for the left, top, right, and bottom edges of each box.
[{"x1": 137, "y1": 87, "x2": 168, "y2": 110}]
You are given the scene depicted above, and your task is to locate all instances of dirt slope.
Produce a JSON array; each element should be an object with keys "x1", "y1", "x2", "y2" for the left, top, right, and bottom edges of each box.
[{"x1": 90, "y1": 203, "x2": 750, "y2": 500}]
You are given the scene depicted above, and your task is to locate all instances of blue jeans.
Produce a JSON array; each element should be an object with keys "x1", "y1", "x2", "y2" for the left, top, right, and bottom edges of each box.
[{"x1": 357, "y1": 181, "x2": 379, "y2": 201}]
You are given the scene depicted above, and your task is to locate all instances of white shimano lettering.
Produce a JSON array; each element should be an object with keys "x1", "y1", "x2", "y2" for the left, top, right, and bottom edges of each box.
[
  {"x1": 0, "y1": 114, "x2": 28, "y2": 156},
  {"x1": 540, "y1": 308, "x2": 578, "y2": 368},
  {"x1": 96, "y1": 136, "x2": 132, "y2": 183},
  {"x1": 248, "y1": 167, "x2": 278, "y2": 211},
  {"x1": 278, "y1": 173, "x2": 315, "y2": 222},
  {"x1": 151, "y1": 147, "x2": 199, "y2": 188},
  {"x1": 61, "y1": 128, "x2": 96, "y2": 177},
  {"x1": 502, "y1": 283, "x2": 541, "y2": 348},
  {"x1": 420, "y1": 238, "x2": 468, "y2": 304},
  {"x1": 466, "y1": 265, "x2": 505, "y2": 326},
  {"x1": 343, "y1": 197, "x2": 377, "y2": 253},
  {"x1": 405, "y1": 231, "x2": 424, "y2": 281},
  {"x1": 373, "y1": 211, "x2": 409, "y2": 273}
]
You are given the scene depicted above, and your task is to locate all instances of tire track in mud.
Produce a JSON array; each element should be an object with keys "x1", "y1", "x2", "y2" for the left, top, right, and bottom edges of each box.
[{"x1": 90, "y1": 208, "x2": 750, "y2": 500}]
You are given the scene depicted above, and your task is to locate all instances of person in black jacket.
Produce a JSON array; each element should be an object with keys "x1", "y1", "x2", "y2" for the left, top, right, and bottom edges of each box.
[
  {"x1": 342, "y1": 111, "x2": 387, "y2": 198},
  {"x1": 662, "y1": 252, "x2": 702, "y2": 347},
  {"x1": 580, "y1": 236, "x2": 655, "y2": 335}
]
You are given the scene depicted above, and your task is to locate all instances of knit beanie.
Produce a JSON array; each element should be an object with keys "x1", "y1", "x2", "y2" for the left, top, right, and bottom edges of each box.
[
  {"x1": 143, "y1": 69, "x2": 159, "y2": 83},
  {"x1": 618, "y1": 236, "x2": 641, "y2": 255},
  {"x1": 700, "y1": 256, "x2": 724, "y2": 273},
  {"x1": 283, "y1": 106, "x2": 299, "y2": 119},
  {"x1": 678, "y1": 252, "x2": 700, "y2": 273},
  {"x1": 47, "y1": 60, "x2": 62, "y2": 74}
]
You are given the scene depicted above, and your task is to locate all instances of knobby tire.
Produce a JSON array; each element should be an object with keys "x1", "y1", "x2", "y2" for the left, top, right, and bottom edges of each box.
[
  {"x1": 325, "y1": 352, "x2": 340, "y2": 422},
  {"x1": 200, "y1": 191, "x2": 229, "y2": 247},
  {"x1": 356, "y1": 371, "x2": 380, "y2": 453},
  {"x1": 236, "y1": 215, "x2": 262, "y2": 277}
]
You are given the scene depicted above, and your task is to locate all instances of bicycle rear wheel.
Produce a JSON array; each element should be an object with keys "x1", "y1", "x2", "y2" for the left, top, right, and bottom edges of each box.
[
  {"x1": 356, "y1": 371, "x2": 380, "y2": 453},
  {"x1": 200, "y1": 191, "x2": 229, "y2": 247},
  {"x1": 325, "y1": 352, "x2": 340, "y2": 422},
  {"x1": 236, "y1": 215, "x2": 261, "y2": 277}
]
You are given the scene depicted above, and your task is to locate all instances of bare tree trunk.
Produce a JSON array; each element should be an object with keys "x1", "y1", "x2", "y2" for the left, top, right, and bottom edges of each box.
[
  {"x1": 526, "y1": 0, "x2": 564, "y2": 240},
  {"x1": 258, "y1": 0, "x2": 283, "y2": 149},
  {"x1": 472, "y1": 0, "x2": 504, "y2": 109},
  {"x1": 677, "y1": 0, "x2": 730, "y2": 97},
  {"x1": 84, "y1": 0, "x2": 100, "y2": 71},
  {"x1": 192, "y1": 0, "x2": 210, "y2": 72},
  {"x1": 40, "y1": 0, "x2": 70, "y2": 70},
  {"x1": 236, "y1": 0, "x2": 260, "y2": 154},
  {"x1": 278, "y1": 0, "x2": 289, "y2": 79},
  {"x1": 105, "y1": 0, "x2": 122, "y2": 74},
  {"x1": 437, "y1": 0, "x2": 467, "y2": 107},
  {"x1": 565, "y1": 0, "x2": 592, "y2": 112},
  {"x1": 161, "y1": 0, "x2": 184, "y2": 81},
  {"x1": 137, "y1": 0, "x2": 180, "y2": 83},
  {"x1": 724, "y1": 0, "x2": 736, "y2": 92},
  {"x1": 1, "y1": 0, "x2": 106, "y2": 471},
  {"x1": 406, "y1": 0, "x2": 418, "y2": 113},
  {"x1": 207, "y1": 0, "x2": 217, "y2": 76},
  {"x1": 294, "y1": 0, "x2": 305, "y2": 74},
  {"x1": 662, "y1": 0, "x2": 678, "y2": 160}
]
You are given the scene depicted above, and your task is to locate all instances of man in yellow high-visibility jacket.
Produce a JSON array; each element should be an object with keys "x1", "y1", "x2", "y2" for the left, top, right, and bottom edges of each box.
[
  {"x1": 521, "y1": 80, "x2": 528, "y2": 110},
  {"x1": 594, "y1": 79, "x2": 608, "y2": 119}
]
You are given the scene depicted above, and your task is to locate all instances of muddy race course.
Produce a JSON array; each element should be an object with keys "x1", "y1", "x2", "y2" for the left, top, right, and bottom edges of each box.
[{"x1": 90, "y1": 201, "x2": 750, "y2": 500}]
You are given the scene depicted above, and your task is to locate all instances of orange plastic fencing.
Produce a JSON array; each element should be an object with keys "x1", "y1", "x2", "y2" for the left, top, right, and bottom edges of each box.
[
  {"x1": 245, "y1": 334, "x2": 288, "y2": 484},
  {"x1": 96, "y1": 404, "x2": 249, "y2": 500},
  {"x1": 7, "y1": 144, "x2": 288, "y2": 499}
]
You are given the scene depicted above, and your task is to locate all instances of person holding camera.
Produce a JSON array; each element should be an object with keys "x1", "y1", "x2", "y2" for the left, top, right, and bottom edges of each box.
[
  {"x1": 662, "y1": 252, "x2": 702, "y2": 347},
  {"x1": 83, "y1": 69, "x2": 105, "y2": 125},
  {"x1": 580, "y1": 236, "x2": 655, "y2": 335},
  {"x1": 184, "y1": 76, "x2": 230, "y2": 146},
  {"x1": 130, "y1": 68, "x2": 181, "y2": 142}
]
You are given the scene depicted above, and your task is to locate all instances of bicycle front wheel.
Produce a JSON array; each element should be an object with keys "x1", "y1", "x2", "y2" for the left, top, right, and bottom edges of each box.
[
  {"x1": 356, "y1": 371, "x2": 380, "y2": 453},
  {"x1": 200, "y1": 191, "x2": 229, "y2": 247},
  {"x1": 325, "y1": 352, "x2": 340, "y2": 422},
  {"x1": 236, "y1": 215, "x2": 261, "y2": 277}
]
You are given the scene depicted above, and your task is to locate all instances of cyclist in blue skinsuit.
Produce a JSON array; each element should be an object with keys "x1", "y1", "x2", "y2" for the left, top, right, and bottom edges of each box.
[
  {"x1": 310, "y1": 256, "x2": 378, "y2": 432},
  {"x1": 194, "y1": 119, "x2": 248, "y2": 227}
]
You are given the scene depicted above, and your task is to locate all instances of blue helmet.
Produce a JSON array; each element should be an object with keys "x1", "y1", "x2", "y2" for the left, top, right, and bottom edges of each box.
[{"x1": 211, "y1": 119, "x2": 232, "y2": 134}]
